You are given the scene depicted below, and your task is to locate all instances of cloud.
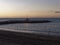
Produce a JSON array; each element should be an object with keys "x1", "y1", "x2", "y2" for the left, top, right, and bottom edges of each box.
[
  {"x1": 55, "y1": 11, "x2": 60, "y2": 13},
  {"x1": 49, "y1": 10, "x2": 60, "y2": 13}
]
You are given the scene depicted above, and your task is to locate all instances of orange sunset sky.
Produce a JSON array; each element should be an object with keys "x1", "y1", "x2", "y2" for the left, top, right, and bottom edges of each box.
[{"x1": 0, "y1": 0, "x2": 60, "y2": 18}]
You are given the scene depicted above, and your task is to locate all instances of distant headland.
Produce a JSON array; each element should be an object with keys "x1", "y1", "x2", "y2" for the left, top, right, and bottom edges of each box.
[{"x1": 0, "y1": 18, "x2": 51, "y2": 25}]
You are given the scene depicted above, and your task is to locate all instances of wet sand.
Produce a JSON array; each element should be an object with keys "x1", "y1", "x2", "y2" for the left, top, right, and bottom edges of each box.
[{"x1": 0, "y1": 30, "x2": 60, "y2": 45}]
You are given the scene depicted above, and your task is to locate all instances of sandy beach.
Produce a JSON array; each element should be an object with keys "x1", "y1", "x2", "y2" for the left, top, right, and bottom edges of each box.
[{"x1": 0, "y1": 30, "x2": 60, "y2": 45}]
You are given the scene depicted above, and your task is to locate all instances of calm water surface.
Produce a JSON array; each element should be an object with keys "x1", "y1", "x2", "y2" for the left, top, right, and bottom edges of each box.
[{"x1": 0, "y1": 18, "x2": 60, "y2": 35}]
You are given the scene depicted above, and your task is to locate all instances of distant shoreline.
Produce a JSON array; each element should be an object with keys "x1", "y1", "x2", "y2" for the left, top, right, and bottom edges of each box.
[
  {"x1": 0, "y1": 17, "x2": 59, "y2": 19},
  {"x1": 0, "y1": 20, "x2": 51, "y2": 25}
]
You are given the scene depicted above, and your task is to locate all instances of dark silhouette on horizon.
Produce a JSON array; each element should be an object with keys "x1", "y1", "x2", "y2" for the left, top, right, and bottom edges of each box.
[{"x1": 0, "y1": 18, "x2": 51, "y2": 25}]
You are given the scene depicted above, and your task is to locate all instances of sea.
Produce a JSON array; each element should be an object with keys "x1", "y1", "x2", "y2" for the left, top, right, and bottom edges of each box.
[{"x1": 0, "y1": 18, "x2": 60, "y2": 36}]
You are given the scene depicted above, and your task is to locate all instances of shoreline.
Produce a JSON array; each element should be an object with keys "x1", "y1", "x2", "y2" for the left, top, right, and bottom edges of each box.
[
  {"x1": 0, "y1": 29, "x2": 60, "y2": 41},
  {"x1": 0, "y1": 29, "x2": 60, "y2": 45}
]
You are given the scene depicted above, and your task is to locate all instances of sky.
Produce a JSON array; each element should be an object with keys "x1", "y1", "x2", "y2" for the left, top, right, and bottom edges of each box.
[{"x1": 0, "y1": 0, "x2": 60, "y2": 18}]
